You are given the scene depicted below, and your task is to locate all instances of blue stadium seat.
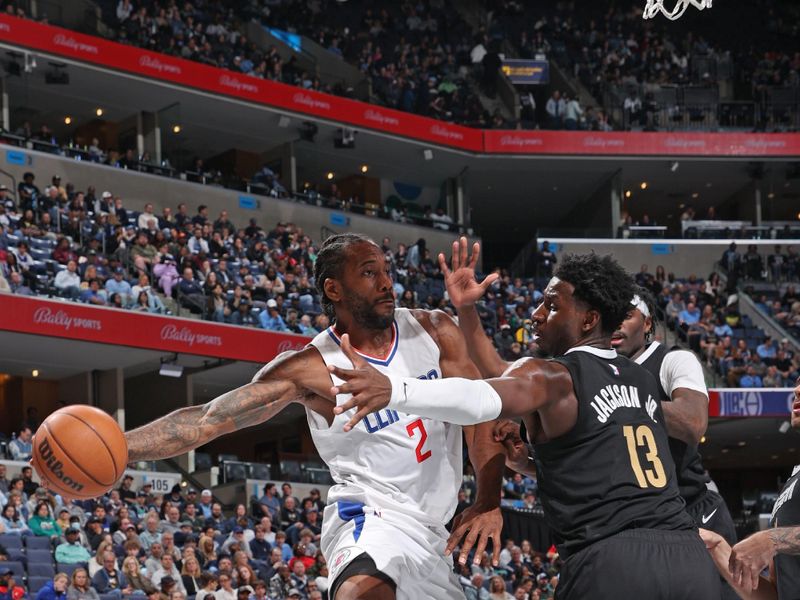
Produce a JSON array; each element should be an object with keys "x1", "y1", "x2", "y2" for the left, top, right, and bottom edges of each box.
[
  {"x1": 5, "y1": 548, "x2": 26, "y2": 562},
  {"x1": 56, "y1": 562, "x2": 83, "y2": 577},
  {"x1": 27, "y1": 562, "x2": 55, "y2": 577},
  {"x1": 27, "y1": 576, "x2": 51, "y2": 594},
  {"x1": 0, "y1": 561, "x2": 25, "y2": 577},
  {"x1": 26, "y1": 550, "x2": 54, "y2": 564},
  {"x1": 25, "y1": 537, "x2": 52, "y2": 551},
  {"x1": 0, "y1": 535, "x2": 23, "y2": 550},
  {"x1": 100, "y1": 593, "x2": 120, "y2": 600}
]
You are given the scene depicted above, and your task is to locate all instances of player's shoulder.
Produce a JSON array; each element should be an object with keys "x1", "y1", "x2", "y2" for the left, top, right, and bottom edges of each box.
[
  {"x1": 408, "y1": 308, "x2": 458, "y2": 340},
  {"x1": 662, "y1": 348, "x2": 702, "y2": 370}
]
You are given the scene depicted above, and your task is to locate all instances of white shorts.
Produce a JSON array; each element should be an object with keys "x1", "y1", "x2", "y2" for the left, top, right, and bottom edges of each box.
[{"x1": 321, "y1": 500, "x2": 465, "y2": 600}]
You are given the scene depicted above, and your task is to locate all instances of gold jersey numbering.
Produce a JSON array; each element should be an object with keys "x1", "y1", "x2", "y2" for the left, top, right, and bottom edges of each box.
[{"x1": 622, "y1": 424, "x2": 668, "y2": 488}]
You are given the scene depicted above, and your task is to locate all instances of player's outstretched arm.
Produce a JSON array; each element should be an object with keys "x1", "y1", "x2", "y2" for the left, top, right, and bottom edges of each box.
[
  {"x1": 439, "y1": 237, "x2": 506, "y2": 378},
  {"x1": 417, "y1": 310, "x2": 505, "y2": 565},
  {"x1": 126, "y1": 349, "x2": 324, "y2": 460},
  {"x1": 329, "y1": 335, "x2": 571, "y2": 431},
  {"x1": 700, "y1": 529, "x2": 777, "y2": 599}
]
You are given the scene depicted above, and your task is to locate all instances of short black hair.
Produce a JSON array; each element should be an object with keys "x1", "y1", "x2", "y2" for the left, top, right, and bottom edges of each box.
[
  {"x1": 314, "y1": 233, "x2": 375, "y2": 320},
  {"x1": 555, "y1": 254, "x2": 635, "y2": 335}
]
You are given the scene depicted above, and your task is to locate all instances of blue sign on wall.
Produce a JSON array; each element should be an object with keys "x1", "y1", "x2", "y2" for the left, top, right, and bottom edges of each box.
[
  {"x1": 6, "y1": 149, "x2": 28, "y2": 166},
  {"x1": 238, "y1": 195, "x2": 257, "y2": 210},
  {"x1": 651, "y1": 244, "x2": 673, "y2": 255},
  {"x1": 330, "y1": 213, "x2": 349, "y2": 227}
]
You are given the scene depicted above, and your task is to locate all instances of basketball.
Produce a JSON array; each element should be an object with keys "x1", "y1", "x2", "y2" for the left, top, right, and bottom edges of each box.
[{"x1": 31, "y1": 405, "x2": 128, "y2": 499}]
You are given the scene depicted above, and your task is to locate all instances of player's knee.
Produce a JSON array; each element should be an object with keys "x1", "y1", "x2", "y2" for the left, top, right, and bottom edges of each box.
[{"x1": 335, "y1": 575, "x2": 396, "y2": 600}]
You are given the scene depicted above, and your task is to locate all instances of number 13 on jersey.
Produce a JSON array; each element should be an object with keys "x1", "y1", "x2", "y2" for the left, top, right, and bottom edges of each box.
[{"x1": 623, "y1": 424, "x2": 667, "y2": 488}]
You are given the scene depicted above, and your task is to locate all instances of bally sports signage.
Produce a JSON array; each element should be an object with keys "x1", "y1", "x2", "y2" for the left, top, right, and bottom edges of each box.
[
  {"x1": 1, "y1": 14, "x2": 797, "y2": 157},
  {"x1": 0, "y1": 294, "x2": 310, "y2": 363}
]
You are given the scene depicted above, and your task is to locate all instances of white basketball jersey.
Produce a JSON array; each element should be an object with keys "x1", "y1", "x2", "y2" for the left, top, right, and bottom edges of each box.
[{"x1": 307, "y1": 308, "x2": 463, "y2": 525}]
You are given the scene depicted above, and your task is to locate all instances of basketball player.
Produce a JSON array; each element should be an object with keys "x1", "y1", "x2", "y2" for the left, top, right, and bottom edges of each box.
[
  {"x1": 328, "y1": 242, "x2": 721, "y2": 598},
  {"x1": 123, "y1": 233, "x2": 506, "y2": 600},
  {"x1": 701, "y1": 381, "x2": 800, "y2": 599},
  {"x1": 612, "y1": 288, "x2": 738, "y2": 600}
]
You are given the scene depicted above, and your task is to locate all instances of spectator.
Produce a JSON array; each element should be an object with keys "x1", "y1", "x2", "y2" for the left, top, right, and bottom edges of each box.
[
  {"x1": 80, "y1": 279, "x2": 107, "y2": 306},
  {"x1": 181, "y1": 556, "x2": 202, "y2": 596},
  {"x1": 198, "y1": 490, "x2": 214, "y2": 520},
  {"x1": 756, "y1": 335, "x2": 777, "y2": 361},
  {"x1": 121, "y1": 556, "x2": 156, "y2": 596},
  {"x1": 9, "y1": 427, "x2": 32, "y2": 461},
  {"x1": 151, "y1": 555, "x2": 186, "y2": 596},
  {"x1": 215, "y1": 573, "x2": 236, "y2": 600},
  {"x1": 130, "y1": 233, "x2": 158, "y2": 275},
  {"x1": 0, "y1": 567, "x2": 24, "y2": 600},
  {"x1": 105, "y1": 268, "x2": 133, "y2": 306},
  {"x1": 739, "y1": 365, "x2": 763, "y2": 387},
  {"x1": 0, "y1": 506, "x2": 29, "y2": 536},
  {"x1": 67, "y1": 569, "x2": 99, "y2": 600},
  {"x1": 488, "y1": 575, "x2": 514, "y2": 600},
  {"x1": 29, "y1": 501, "x2": 61, "y2": 538},
  {"x1": 36, "y1": 573, "x2": 69, "y2": 600},
  {"x1": 178, "y1": 268, "x2": 206, "y2": 314},
  {"x1": 267, "y1": 566, "x2": 292, "y2": 600},
  {"x1": 462, "y1": 572, "x2": 490, "y2": 600},
  {"x1": 91, "y1": 551, "x2": 131, "y2": 598},
  {"x1": 564, "y1": 93, "x2": 583, "y2": 130},
  {"x1": 54, "y1": 260, "x2": 82, "y2": 299},
  {"x1": 56, "y1": 524, "x2": 91, "y2": 564},
  {"x1": 259, "y1": 300, "x2": 287, "y2": 332},
  {"x1": 194, "y1": 573, "x2": 217, "y2": 600},
  {"x1": 545, "y1": 91, "x2": 564, "y2": 129}
]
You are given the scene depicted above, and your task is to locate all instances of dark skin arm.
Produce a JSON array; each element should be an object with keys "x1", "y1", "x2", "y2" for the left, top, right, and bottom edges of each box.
[
  {"x1": 412, "y1": 310, "x2": 506, "y2": 565},
  {"x1": 125, "y1": 349, "x2": 333, "y2": 461},
  {"x1": 661, "y1": 388, "x2": 708, "y2": 445}
]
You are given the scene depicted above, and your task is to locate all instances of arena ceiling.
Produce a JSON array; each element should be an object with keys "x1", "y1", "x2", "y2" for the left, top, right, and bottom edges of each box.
[{"x1": 2, "y1": 52, "x2": 799, "y2": 245}]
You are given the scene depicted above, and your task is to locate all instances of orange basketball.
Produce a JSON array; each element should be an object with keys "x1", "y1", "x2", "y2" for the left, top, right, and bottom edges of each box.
[{"x1": 31, "y1": 405, "x2": 128, "y2": 499}]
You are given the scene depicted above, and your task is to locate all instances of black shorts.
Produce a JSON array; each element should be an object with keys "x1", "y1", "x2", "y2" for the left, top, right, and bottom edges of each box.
[
  {"x1": 686, "y1": 490, "x2": 739, "y2": 600},
  {"x1": 328, "y1": 553, "x2": 397, "y2": 600},
  {"x1": 555, "y1": 529, "x2": 721, "y2": 600}
]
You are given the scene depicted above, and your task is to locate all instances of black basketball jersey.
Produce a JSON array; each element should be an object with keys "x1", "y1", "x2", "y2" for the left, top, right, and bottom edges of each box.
[
  {"x1": 771, "y1": 465, "x2": 800, "y2": 599},
  {"x1": 637, "y1": 341, "x2": 711, "y2": 504},
  {"x1": 533, "y1": 346, "x2": 694, "y2": 559}
]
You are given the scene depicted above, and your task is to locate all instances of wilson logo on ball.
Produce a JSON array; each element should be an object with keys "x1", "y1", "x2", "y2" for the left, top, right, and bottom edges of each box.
[{"x1": 38, "y1": 437, "x2": 85, "y2": 493}]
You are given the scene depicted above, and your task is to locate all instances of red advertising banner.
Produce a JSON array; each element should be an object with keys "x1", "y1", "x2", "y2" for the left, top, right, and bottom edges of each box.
[
  {"x1": 483, "y1": 130, "x2": 800, "y2": 157},
  {"x1": 0, "y1": 15, "x2": 483, "y2": 152},
  {"x1": 1, "y1": 15, "x2": 798, "y2": 156},
  {"x1": 0, "y1": 294, "x2": 309, "y2": 363}
]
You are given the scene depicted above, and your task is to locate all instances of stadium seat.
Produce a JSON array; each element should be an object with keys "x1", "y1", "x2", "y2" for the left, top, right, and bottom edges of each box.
[
  {"x1": 27, "y1": 576, "x2": 51, "y2": 594},
  {"x1": 27, "y1": 562, "x2": 55, "y2": 577},
  {"x1": 56, "y1": 562, "x2": 83, "y2": 577},
  {"x1": 0, "y1": 535, "x2": 23, "y2": 550},
  {"x1": 26, "y1": 550, "x2": 54, "y2": 564},
  {"x1": 5, "y1": 548, "x2": 26, "y2": 562},
  {"x1": 0, "y1": 561, "x2": 25, "y2": 577},
  {"x1": 100, "y1": 593, "x2": 120, "y2": 600},
  {"x1": 25, "y1": 537, "x2": 52, "y2": 551}
]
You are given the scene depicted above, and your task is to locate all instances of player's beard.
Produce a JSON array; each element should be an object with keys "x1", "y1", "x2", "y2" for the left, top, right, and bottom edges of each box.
[{"x1": 344, "y1": 288, "x2": 395, "y2": 331}]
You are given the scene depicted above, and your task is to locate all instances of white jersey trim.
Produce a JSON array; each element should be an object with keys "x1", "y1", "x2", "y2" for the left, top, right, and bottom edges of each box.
[{"x1": 565, "y1": 345, "x2": 617, "y2": 359}]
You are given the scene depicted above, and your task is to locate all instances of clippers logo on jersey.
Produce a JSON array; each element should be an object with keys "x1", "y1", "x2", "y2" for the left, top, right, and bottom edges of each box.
[
  {"x1": 772, "y1": 479, "x2": 797, "y2": 522},
  {"x1": 362, "y1": 369, "x2": 438, "y2": 433}
]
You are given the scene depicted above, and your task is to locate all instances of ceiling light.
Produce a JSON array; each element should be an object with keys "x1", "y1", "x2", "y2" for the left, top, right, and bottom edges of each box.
[
  {"x1": 326, "y1": 172, "x2": 334, "y2": 180},
  {"x1": 360, "y1": 165, "x2": 368, "y2": 174},
  {"x1": 423, "y1": 149, "x2": 434, "y2": 161},
  {"x1": 705, "y1": 182, "x2": 712, "y2": 188},
  {"x1": 737, "y1": 441, "x2": 746, "y2": 447},
  {"x1": 670, "y1": 161, "x2": 679, "y2": 172},
  {"x1": 779, "y1": 420, "x2": 791, "y2": 434},
  {"x1": 31, "y1": 369, "x2": 39, "y2": 377},
  {"x1": 64, "y1": 116, "x2": 72, "y2": 125},
  {"x1": 96, "y1": 108, "x2": 103, "y2": 117},
  {"x1": 691, "y1": 192, "x2": 699, "y2": 199},
  {"x1": 625, "y1": 190, "x2": 631, "y2": 198},
  {"x1": 159, "y1": 363, "x2": 183, "y2": 378},
  {"x1": 700, "y1": 435, "x2": 706, "y2": 444},
  {"x1": 768, "y1": 192, "x2": 775, "y2": 199},
  {"x1": 640, "y1": 182, "x2": 648, "y2": 190},
  {"x1": 172, "y1": 125, "x2": 181, "y2": 134}
]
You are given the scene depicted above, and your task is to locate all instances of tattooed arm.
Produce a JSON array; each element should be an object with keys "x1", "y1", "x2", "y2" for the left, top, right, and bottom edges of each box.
[
  {"x1": 126, "y1": 349, "x2": 329, "y2": 461},
  {"x1": 727, "y1": 526, "x2": 800, "y2": 592}
]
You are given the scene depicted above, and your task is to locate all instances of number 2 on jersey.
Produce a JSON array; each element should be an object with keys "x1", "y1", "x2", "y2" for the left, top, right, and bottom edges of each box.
[
  {"x1": 407, "y1": 418, "x2": 432, "y2": 463},
  {"x1": 623, "y1": 424, "x2": 667, "y2": 488}
]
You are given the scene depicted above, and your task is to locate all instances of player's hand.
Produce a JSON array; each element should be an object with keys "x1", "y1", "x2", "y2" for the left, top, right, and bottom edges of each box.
[
  {"x1": 699, "y1": 528, "x2": 733, "y2": 580},
  {"x1": 446, "y1": 504, "x2": 503, "y2": 566},
  {"x1": 329, "y1": 334, "x2": 392, "y2": 432},
  {"x1": 492, "y1": 420, "x2": 529, "y2": 473},
  {"x1": 729, "y1": 530, "x2": 774, "y2": 591},
  {"x1": 439, "y1": 237, "x2": 498, "y2": 309}
]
